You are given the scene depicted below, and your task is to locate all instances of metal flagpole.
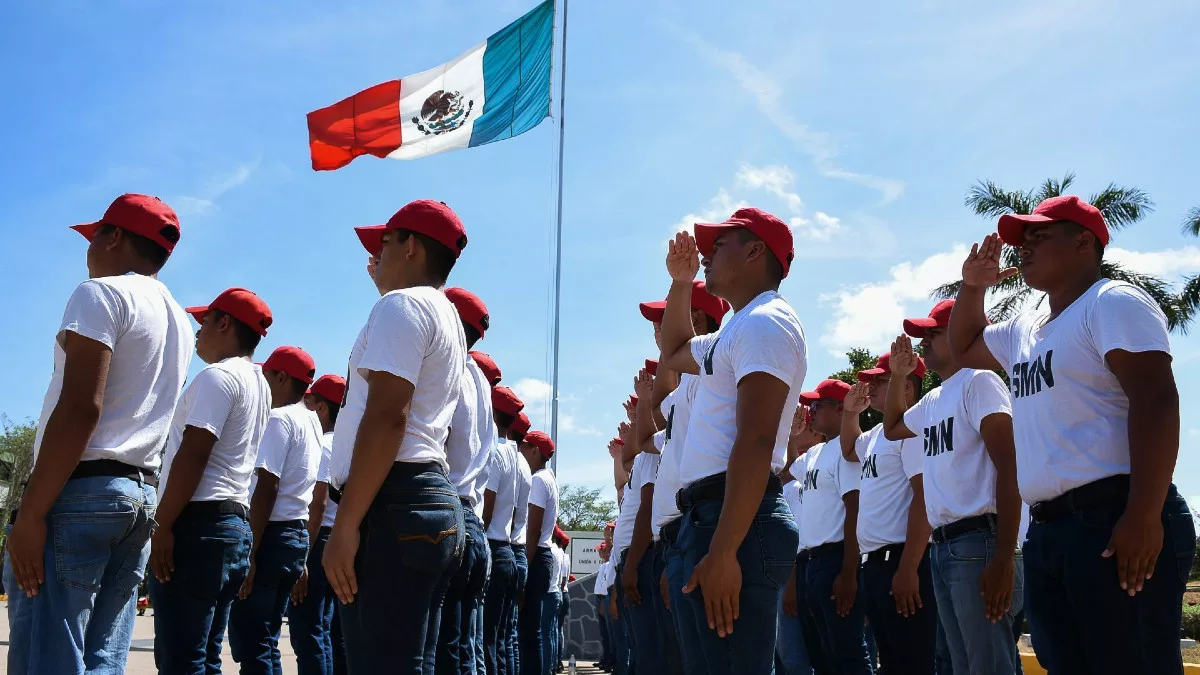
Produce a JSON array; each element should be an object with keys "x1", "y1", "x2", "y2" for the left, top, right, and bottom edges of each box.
[{"x1": 549, "y1": 0, "x2": 569, "y2": 474}]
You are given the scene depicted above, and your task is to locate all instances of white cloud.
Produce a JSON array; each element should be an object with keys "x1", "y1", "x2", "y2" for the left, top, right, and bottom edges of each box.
[
  {"x1": 670, "y1": 189, "x2": 749, "y2": 235},
  {"x1": 735, "y1": 165, "x2": 804, "y2": 213},
  {"x1": 1108, "y1": 246, "x2": 1200, "y2": 280},
  {"x1": 510, "y1": 377, "x2": 600, "y2": 437},
  {"x1": 175, "y1": 162, "x2": 257, "y2": 217},
  {"x1": 173, "y1": 196, "x2": 215, "y2": 216}
]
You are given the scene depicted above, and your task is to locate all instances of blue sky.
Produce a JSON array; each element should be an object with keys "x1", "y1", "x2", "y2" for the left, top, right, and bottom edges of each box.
[{"x1": 2, "y1": 0, "x2": 1199, "y2": 506}]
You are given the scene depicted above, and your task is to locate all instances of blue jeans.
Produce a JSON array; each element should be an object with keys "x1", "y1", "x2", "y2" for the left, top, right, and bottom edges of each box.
[
  {"x1": 860, "y1": 545, "x2": 937, "y2": 675},
  {"x1": 663, "y1": 523, "x2": 707, "y2": 675},
  {"x1": 438, "y1": 508, "x2": 492, "y2": 675},
  {"x1": 519, "y1": 546, "x2": 555, "y2": 675},
  {"x1": 331, "y1": 602, "x2": 347, "y2": 675},
  {"x1": 542, "y1": 590, "x2": 561, "y2": 672},
  {"x1": 289, "y1": 526, "x2": 336, "y2": 675},
  {"x1": 3, "y1": 474, "x2": 155, "y2": 675},
  {"x1": 804, "y1": 542, "x2": 873, "y2": 675},
  {"x1": 150, "y1": 506, "x2": 252, "y2": 674},
  {"x1": 650, "y1": 539, "x2": 684, "y2": 675},
  {"x1": 1024, "y1": 485, "x2": 1196, "y2": 675},
  {"x1": 510, "y1": 545, "x2": 528, "y2": 675},
  {"x1": 776, "y1": 596, "x2": 813, "y2": 675},
  {"x1": 930, "y1": 525, "x2": 1023, "y2": 675},
  {"x1": 620, "y1": 547, "x2": 666, "y2": 674},
  {"x1": 484, "y1": 539, "x2": 517, "y2": 674},
  {"x1": 793, "y1": 554, "x2": 830, "y2": 675},
  {"x1": 230, "y1": 520, "x2": 309, "y2": 674},
  {"x1": 608, "y1": 579, "x2": 632, "y2": 675},
  {"x1": 595, "y1": 593, "x2": 613, "y2": 666},
  {"x1": 678, "y1": 489, "x2": 799, "y2": 675},
  {"x1": 337, "y1": 465, "x2": 465, "y2": 674}
]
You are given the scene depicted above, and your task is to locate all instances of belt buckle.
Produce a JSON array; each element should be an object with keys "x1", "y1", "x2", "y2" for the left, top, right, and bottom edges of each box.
[{"x1": 861, "y1": 553, "x2": 868, "y2": 564}]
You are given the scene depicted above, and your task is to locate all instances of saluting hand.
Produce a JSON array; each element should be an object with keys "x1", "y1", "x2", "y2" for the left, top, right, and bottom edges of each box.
[
  {"x1": 962, "y1": 233, "x2": 1018, "y2": 289},
  {"x1": 666, "y1": 232, "x2": 700, "y2": 282},
  {"x1": 843, "y1": 382, "x2": 871, "y2": 415},
  {"x1": 623, "y1": 399, "x2": 637, "y2": 423},
  {"x1": 889, "y1": 336, "x2": 919, "y2": 377},
  {"x1": 634, "y1": 369, "x2": 654, "y2": 401},
  {"x1": 789, "y1": 405, "x2": 824, "y2": 450}
]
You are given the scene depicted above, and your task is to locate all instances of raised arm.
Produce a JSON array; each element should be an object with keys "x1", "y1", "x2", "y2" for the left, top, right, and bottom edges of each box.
[
  {"x1": 840, "y1": 383, "x2": 870, "y2": 461},
  {"x1": 659, "y1": 232, "x2": 702, "y2": 375},
  {"x1": 882, "y1": 336, "x2": 919, "y2": 441},
  {"x1": 948, "y1": 234, "x2": 1013, "y2": 370}
]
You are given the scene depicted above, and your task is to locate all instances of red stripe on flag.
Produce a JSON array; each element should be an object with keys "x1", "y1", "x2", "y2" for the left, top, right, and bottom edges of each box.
[{"x1": 306, "y1": 80, "x2": 403, "y2": 171}]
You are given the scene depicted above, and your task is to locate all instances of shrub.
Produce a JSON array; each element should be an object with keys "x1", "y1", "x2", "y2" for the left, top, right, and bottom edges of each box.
[{"x1": 1183, "y1": 604, "x2": 1200, "y2": 640}]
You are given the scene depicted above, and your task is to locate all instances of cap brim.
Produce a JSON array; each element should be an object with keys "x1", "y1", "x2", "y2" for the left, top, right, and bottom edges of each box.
[
  {"x1": 639, "y1": 301, "x2": 665, "y2": 322},
  {"x1": 902, "y1": 317, "x2": 939, "y2": 338},
  {"x1": 693, "y1": 222, "x2": 736, "y2": 257},
  {"x1": 997, "y1": 213, "x2": 1055, "y2": 246},
  {"x1": 184, "y1": 305, "x2": 210, "y2": 324},
  {"x1": 71, "y1": 221, "x2": 102, "y2": 242},
  {"x1": 799, "y1": 391, "x2": 820, "y2": 403},
  {"x1": 354, "y1": 225, "x2": 387, "y2": 256},
  {"x1": 856, "y1": 368, "x2": 886, "y2": 382}
]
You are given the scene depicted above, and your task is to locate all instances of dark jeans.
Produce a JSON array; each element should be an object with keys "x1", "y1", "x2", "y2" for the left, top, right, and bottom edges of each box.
[
  {"x1": 804, "y1": 542, "x2": 873, "y2": 675},
  {"x1": 510, "y1": 545, "x2": 528, "y2": 675},
  {"x1": 439, "y1": 508, "x2": 491, "y2": 675},
  {"x1": 793, "y1": 554, "x2": 831, "y2": 675},
  {"x1": 230, "y1": 520, "x2": 309, "y2": 675},
  {"x1": 519, "y1": 546, "x2": 555, "y2": 675},
  {"x1": 594, "y1": 593, "x2": 613, "y2": 666},
  {"x1": 650, "y1": 539, "x2": 683, "y2": 675},
  {"x1": 610, "y1": 570, "x2": 633, "y2": 675},
  {"x1": 484, "y1": 540, "x2": 517, "y2": 674},
  {"x1": 663, "y1": 523, "x2": 707, "y2": 675},
  {"x1": 331, "y1": 601, "x2": 347, "y2": 675},
  {"x1": 150, "y1": 507, "x2": 252, "y2": 674},
  {"x1": 619, "y1": 547, "x2": 666, "y2": 674},
  {"x1": 860, "y1": 545, "x2": 936, "y2": 675},
  {"x1": 678, "y1": 488, "x2": 799, "y2": 675},
  {"x1": 557, "y1": 585, "x2": 569, "y2": 667},
  {"x1": 338, "y1": 465, "x2": 466, "y2": 675},
  {"x1": 289, "y1": 527, "x2": 336, "y2": 675},
  {"x1": 1024, "y1": 484, "x2": 1196, "y2": 675}
]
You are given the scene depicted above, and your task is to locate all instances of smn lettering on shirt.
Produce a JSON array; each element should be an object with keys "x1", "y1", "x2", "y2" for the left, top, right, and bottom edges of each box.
[
  {"x1": 924, "y1": 417, "x2": 955, "y2": 457},
  {"x1": 1011, "y1": 350, "x2": 1055, "y2": 399},
  {"x1": 803, "y1": 468, "x2": 820, "y2": 491},
  {"x1": 860, "y1": 453, "x2": 879, "y2": 480}
]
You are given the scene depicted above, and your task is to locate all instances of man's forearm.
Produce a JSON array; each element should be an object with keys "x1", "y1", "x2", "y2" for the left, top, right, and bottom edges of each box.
[
  {"x1": 883, "y1": 376, "x2": 912, "y2": 440},
  {"x1": 948, "y1": 283, "x2": 990, "y2": 360},
  {"x1": 660, "y1": 281, "x2": 696, "y2": 360},
  {"x1": 993, "y1": 470, "x2": 1021, "y2": 555},
  {"x1": 248, "y1": 474, "x2": 278, "y2": 556},
  {"x1": 899, "y1": 485, "x2": 932, "y2": 571},
  {"x1": 156, "y1": 444, "x2": 214, "y2": 529},
  {"x1": 307, "y1": 484, "x2": 328, "y2": 547},
  {"x1": 334, "y1": 413, "x2": 407, "y2": 533},
  {"x1": 18, "y1": 402, "x2": 100, "y2": 518},
  {"x1": 711, "y1": 440, "x2": 773, "y2": 554},
  {"x1": 650, "y1": 364, "x2": 679, "y2": 411},
  {"x1": 1126, "y1": 394, "x2": 1179, "y2": 520},
  {"x1": 840, "y1": 413, "x2": 862, "y2": 462},
  {"x1": 842, "y1": 494, "x2": 861, "y2": 571}
]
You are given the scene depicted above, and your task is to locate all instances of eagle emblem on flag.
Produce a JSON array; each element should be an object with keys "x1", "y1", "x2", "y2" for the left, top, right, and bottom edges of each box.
[{"x1": 412, "y1": 90, "x2": 475, "y2": 136}]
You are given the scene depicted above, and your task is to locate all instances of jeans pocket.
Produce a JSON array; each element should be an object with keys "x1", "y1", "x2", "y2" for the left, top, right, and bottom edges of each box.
[
  {"x1": 1165, "y1": 511, "x2": 1197, "y2": 585},
  {"x1": 52, "y1": 509, "x2": 139, "y2": 592},
  {"x1": 945, "y1": 531, "x2": 989, "y2": 562},
  {"x1": 385, "y1": 501, "x2": 461, "y2": 576},
  {"x1": 753, "y1": 514, "x2": 799, "y2": 590},
  {"x1": 685, "y1": 501, "x2": 721, "y2": 532}
]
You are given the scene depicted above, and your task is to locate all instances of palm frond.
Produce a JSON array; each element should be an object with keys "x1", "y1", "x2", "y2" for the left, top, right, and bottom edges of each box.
[
  {"x1": 1088, "y1": 184, "x2": 1154, "y2": 230},
  {"x1": 1171, "y1": 273, "x2": 1200, "y2": 334},
  {"x1": 1100, "y1": 261, "x2": 1182, "y2": 330},
  {"x1": 987, "y1": 287, "x2": 1035, "y2": 322},
  {"x1": 1034, "y1": 172, "x2": 1076, "y2": 202},
  {"x1": 965, "y1": 180, "x2": 1035, "y2": 217},
  {"x1": 1181, "y1": 206, "x2": 1200, "y2": 237}
]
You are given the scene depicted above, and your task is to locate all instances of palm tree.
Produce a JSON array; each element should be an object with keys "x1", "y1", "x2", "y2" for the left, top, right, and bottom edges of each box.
[
  {"x1": 932, "y1": 172, "x2": 1191, "y2": 331},
  {"x1": 1174, "y1": 207, "x2": 1200, "y2": 330}
]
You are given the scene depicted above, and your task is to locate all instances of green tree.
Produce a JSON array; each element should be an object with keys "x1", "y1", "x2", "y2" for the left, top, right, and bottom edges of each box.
[
  {"x1": 828, "y1": 349, "x2": 943, "y2": 431},
  {"x1": 556, "y1": 484, "x2": 617, "y2": 532},
  {"x1": 0, "y1": 416, "x2": 37, "y2": 530},
  {"x1": 933, "y1": 173, "x2": 1190, "y2": 330},
  {"x1": 1175, "y1": 206, "x2": 1200, "y2": 329}
]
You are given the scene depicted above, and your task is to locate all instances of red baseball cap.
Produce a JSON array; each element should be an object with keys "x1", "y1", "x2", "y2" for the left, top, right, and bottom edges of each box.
[
  {"x1": 446, "y1": 287, "x2": 489, "y2": 338},
  {"x1": 613, "y1": 438, "x2": 624, "y2": 446},
  {"x1": 997, "y1": 195, "x2": 1109, "y2": 248},
  {"x1": 639, "y1": 281, "x2": 732, "y2": 326},
  {"x1": 512, "y1": 412, "x2": 531, "y2": 435},
  {"x1": 524, "y1": 430, "x2": 555, "y2": 459},
  {"x1": 645, "y1": 359, "x2": 658, "y2": 376},
  {"x1": 903, "y1": 300, "x2": 955, "y2": 338},
  {"x1": 261, "y1": 346, "x2": 316, "y2": 384},
  {"x1": 693, "y1": 208, "x2": 794, "y2": 278},
  {"x1": 186, "y1": 287, "x2": 273, "y2": 336},
  {"x1": 470, "y1": 351, "x2": 501, "y2": 385},
  {"x1": 308, "y1": 374, "x2": 347, "y2": 405},
  {"x1": 857, "y1": 353, "x2": 926, "y2": 382},
  {"x1": 72, "y1": 194, "x2": 181, "y2": 254},
  {"x1": 354, "y1": 199, "x2": 468, "y2": 258},
  {"x1": 492, "y1": 386, "x2": 525, "y2": 417},
  {"x1": 799, "y1": 379, "x2": 851, "y2": 404},
  {"x1": 629, "y1": 394, "x2": 639, "y2": 405}
]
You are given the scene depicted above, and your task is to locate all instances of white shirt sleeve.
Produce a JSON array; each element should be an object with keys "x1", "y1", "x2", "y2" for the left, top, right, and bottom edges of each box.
[
  {"x1": 835, "y1": 452, "x2": 861, "y2": 498},
  {"x1": 902, "y1": 396, "x2": 930, "y2": 438},
  {"x1": 982, "y1": 319, "x2": 1017, "y2": 372},
  {"x1": 899, "y1": 437, "x2": 923, "y2": 479},
  {"x1": 852, "y1": 431, "x2": 871, "y2": 462},
  {"x1": 485, "y1": 448, "x2": 506, "y2": 492},
  {"x1": 256, "y1": 413, "x2": 293, "y2": 478},
  {"x1": 357, "y1": 293, "x2": 433, "y2": 385},
  {"x1": 183, "y1": 367, "x2": 239, "y2": 439},
  {"x1": 635, "y1": 453, "x2": 661, "y2": 488},
  {"x1": 964, "y1": 371, "x2": 1013, "y2": 432},
  {"x1": 689, "y1": 332, "x2": 721, "y2": 373},
  {"x1": 1089, "y1": 284, "x2": 1172, "y2": 357},
  {"x1": 652, "y1": 430, "x2": 666, "y2": 453},
  {"x1": 59, "y1": 279, "x2": 126, "y2": 350},
  {"x1": 529, "y1": 472, "x2": 552, "y2": 508},
  {"x1": 729, "y1": 314, "x2": 804, "y2": 386}
]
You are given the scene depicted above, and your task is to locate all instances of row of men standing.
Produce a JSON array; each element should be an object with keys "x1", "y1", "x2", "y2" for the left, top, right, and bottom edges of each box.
[{"x1": 2, "y1": 194, "x2": 571, "y2": 675}]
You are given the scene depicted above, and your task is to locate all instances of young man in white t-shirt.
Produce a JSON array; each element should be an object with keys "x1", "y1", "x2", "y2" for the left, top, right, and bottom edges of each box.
[
  {"x1": 793, "y1": 379, "x2": 872, "y2": 675},
  {"x1": 593, "y1": 542, "x2": 616, "y2": 671},
  {"x1": 438, "y1": 286, "x2": 496, "y2": 674},
  {"x1": 657, "y1": 208, "x2": 805, "y2": 675},
  {"x1": 508, "y1": 410, "x2": 534, "y2": 675},
  {"x1": 289, "y1": 373, "x2": 347, "y2": 675},
  {"x1": 839, "y1": 353, "x2": 937, "y2": 675},
  {"x1": 4, "y1": 194, "x2": 192, "y2": 675},
  {"x1": 230, "y1": 345, "x2": 324, "y2": 673},
  {"x1": 518, "y1": 430, "x2": 560, "y2": 675},
  {"x1": 881, "y1": 300, "x2": 1023, "y2": 675},
  {"x1": 483, "y1": 379, "x2": 523, "y2": 674},
  {"x1": 947, "y1": 196, "x2": 1196, "y2": 674},
  {"x1": 323, "y1": 199, "x2": 470, "y2": 672},
  {"x1": 148, "y1": 287, "x2": 273, "y2": 673}
]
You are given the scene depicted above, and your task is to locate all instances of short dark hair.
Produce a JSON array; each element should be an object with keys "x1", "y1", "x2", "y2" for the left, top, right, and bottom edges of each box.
[
  {"x1": 908, "y1": 374, "x2": 924, "y2": 398},
  {"x1": 704, "y1": 314, "x2": 720, "y2": 334},
  {"x1": 285, "y1": 376, "x2": 309, "y2": 405},
  {"x1": 735, "y1": 229, "x2": 784, "y2": 286},
  {"x1": 97, "y1": 224, "x2": 174, "y2": 272},
  {"x1": 1062, "y1": 221, "x2": 1105, "y2": 263},
  {"x1": 495, "y1": 411, "x2": 515, "y2": 430},
  {"x1": 209, "y1": 310, "x2": 262, "y2": 355},
  {"x1": 463, "y1": 322, "x2": 482, "y2": 349},
  {"x1": 313, "y1": 393, "x2": 340, "y2": 426},
  {"x1": 394, "y1": 228, "x2": 458, "y2": 285}
]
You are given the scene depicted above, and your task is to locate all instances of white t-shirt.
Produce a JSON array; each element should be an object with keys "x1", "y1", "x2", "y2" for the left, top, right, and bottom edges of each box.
[
  {"x1": 557, "y1": 547, "x2": 571, "y2": 585},
  {"x1": 512, "y1": 452, "x2": 533, "y2": 545},
  {"x1": 34, "y1": 274, "x2": 193, "y2": 472},
  {"x1": 682, "y1": 291, "x2": 808, "y2": 487},
  {"x1": 613, "y1": 450, "x2": 660, "y2": 555},
  {"x1": 316, "y1": 432, "x2": 338, "y2": 529},
  {"x1": 447, "y1": 359, "x2": 494, "y2": 511},
  {"x1": 783, "y1": 479, "x2": 803, "y2": 554},
  {"x1": 529, "y1": 468, "x2": 560, "y2": 548},
  {"x1": 159, "y1": 358, "x2": 270, "y2": 506},
  {"x1": 594, "y1": 559, "x2": 614, "y2": 594},
  {"x1": 651, "y1": 375, "x2": 700, "y2": 538},
  {"x1": 485, "y1": 436, "x2": 519, "y2": 542},
  {"x1": 903, "y1": 369, "x2": 1012, "y2": 529},
  {"x1": 797, "y1": 439, "x2": 861, "y2": 551},
  {"x1": 250, "y1": 402, "x2": 324, "y2": 522},
  {"x1": 852, "y1": 425, "x2": 924, "y2": 553},
  {"x1": 330, "y1": 287, "x2": 466, "y2": 486},
  {"x1": 982, "y1": 280, "x2": 1171, "y2": 504}
]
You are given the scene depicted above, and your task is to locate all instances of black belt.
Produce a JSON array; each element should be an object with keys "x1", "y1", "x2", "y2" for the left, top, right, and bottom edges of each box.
[
  {"x1": 268, "y1": 519, "x2": 306, "y2": 530},
  {"x1": 676, "y1": 471, "x2": 784, "y2": 511},
  {"x1": 797, "y1": 540, "x2": 843, "y2": 562},
  {"x1": 318, "y1": 525, "x2": 333, "y2": 537},
  {"x1": 932, "y1": 514, "x2": 994, "y2": 544},
  {"x1": 182, "y1": 499, "x2": 249, "y2": 520},
  {"x1": 861, "y1": 542, "x2": 907, "y2": 565},
  {"x1": 71, "y1": 459, "x2": 157, "y2": 487},
  {"x1": 1030, "y1": 474, "x2": 1130, "y2": 524},
  {"x1": 327, "y1": 461, "x2": 447, "y2": 505},
  {"x1": 488, "y1": 538, "x2": 511, "y2": 548},
  {"x1": 661, "y1": 517, "x2": 682, "y2": 544}
]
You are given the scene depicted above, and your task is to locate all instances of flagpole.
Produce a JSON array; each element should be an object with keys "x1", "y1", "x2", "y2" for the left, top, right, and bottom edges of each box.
[{"x1": 549, "y1": 0, "x2": 569, "y2": 474}]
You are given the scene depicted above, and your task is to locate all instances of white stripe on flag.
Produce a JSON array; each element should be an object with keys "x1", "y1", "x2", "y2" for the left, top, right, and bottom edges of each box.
[{"x1": 389, "y1": 41, "x2": 487, "y2": 160}]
